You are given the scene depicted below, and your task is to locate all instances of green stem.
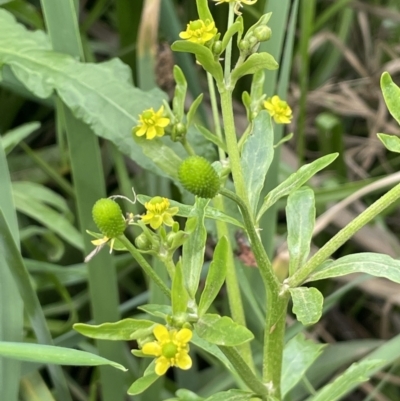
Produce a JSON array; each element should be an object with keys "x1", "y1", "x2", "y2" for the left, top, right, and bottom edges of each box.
[
  {"x1": 163, "y1": 257, "x2": 176, "y2": 279},
  {"x1": 181, "y1": 137, "x2": 196, "y2": 156},
  {"x1": 224, "y1": 3, "x2": 235, "y2": 83},
  {"x1": 117, "y1": 235, "x2": 171, "y2": 298},
  {"x1": 289, "y1": 182, "x2": 400, "y2": 288},
  {"x1": 213, "y1": 195, "x2": 255, "y2": 371},
  {"x1": 219, "y1": 346, "x2": 268, "y2": 398},
  {"x1": 207, "y1": 72, "x2": 226, "y2": 160}
]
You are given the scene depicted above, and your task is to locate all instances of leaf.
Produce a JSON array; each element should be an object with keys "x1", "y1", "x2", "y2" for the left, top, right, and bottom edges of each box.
[
  {"x1": 187, "y1": 95, "x2": 204, "y2": 128},
  {"x1": 205, "y1": 389, "x2": 255, "y2": 401},
  {"x1": 171, "y1": 41, "x2": 223, "y2": 84},
  {"x1": 289, "y1": 287, "x2": 323, "y2": 326},
  {"x1": 0, "y1": 9, "x2": 175, "y2": 179},
  {"x1": 377, "y1": 133, "x2": 400, "y2": 153},
  {"x1": 195, "y1": 314, "x2": 254, "y2": 346},
  {"x1": 0, "y1": 342, "x2": 127, "y2": 371},
  {"x1": 137, "y1": 194, "x2": 244, "y2": 228},
  {"x1": 305, "y1": 253, "x2": 400, "y2": 284},
  {"x1": 172, "y1": 259, "x2": 189, "y2": 315},
  {"x1": 172, "y1": 65, "x2": 187, "y2": 121},
  {"x1": 241, "y1": 110, "x2": 274, "y2": 215},
  {"x1": 1, "y1": 122, "x2": 40, "y2": 154},
  {"x1": 182, "y1": 198, "x2": 209, "y2": 298},
  {"x1": 137, "y1": 304, "x2": 172, "y2": 319},
  {"x1": 281, "y1": 333, "x2": 326, "y2": 397},
  {"x1": 127, "y1": 363, "x2": 159, "y2": 395},
  {"x1": 231, "y1": 53, "x2": 278, "y2": 84},
  {"x1": 165, "y1": 389, "x2": 205, "y2": 401},
  {"x1": 309, "y1": 360, "x2": 385, "y2": 401},
  {"x1": 198, "y1": 236, "x2": 229, "y2": 316},
  {"x1": 196, "y1": 125, "x2": 228, "y2": 153},
  {"x1": 287, "y1": 187, "x2": 315, "y2": 276},
  {"x1": 73, "y1": 319, "x2": 155, "y2": 341},
  {"x1": 256, "y1": 153, "x2": 338, "y2": 222},
  {"x1": 380, "y1": 72, "x2": 400, "y2": 125},
  {"x1": 221, "y1": 17, "x2": 243, "y2": 53}
]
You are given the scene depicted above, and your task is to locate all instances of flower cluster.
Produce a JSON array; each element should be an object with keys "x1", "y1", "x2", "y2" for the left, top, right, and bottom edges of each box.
[
  {"x1": 179, "y1": 19, "x2": 217, "y2": 45},
  {"x1": 142, "y1": 324, "x2": 192, "y2": 376},
  {"x1": 141, "y1": 196, "x2": 179, "y2": 230},
  {"x1": 133, "y1": 106, "x2": 170, "y2": 140},
  {"x1": 263, "y1": 95, "x2": 293, "y2": 124}
]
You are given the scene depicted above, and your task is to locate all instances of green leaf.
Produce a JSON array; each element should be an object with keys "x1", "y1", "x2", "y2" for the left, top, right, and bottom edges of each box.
[
  {"x1": 182, "y1": 198, "x2": 209, "y2": 298},
  {"x1": 257, "y1": 153, "x2": 338, "y2": 222},
  {"x1": 289, "y1": 287, "x2": 323, "y2": 326},
  {"x1": 221, "y1": 17, "x2": 243, "y2": 53},
  {"x1": 205, "y1": 389, "x2": 255, "y2": 401},
  {"x1": 166, "y1": 389, "x2": 205, "y2": 401},
  {"x1": 172, "y1": 259, "x2": 189, "y2": 315},
  {"x1": 0, "y1": 342, "x2": 127, "y2": 371},
  {"x1": 305, "y1": 253, "x2": 400, "y2": 284},
  {"x1": 196, "y1": 125, "x2": 228, "y2": 153},
  {"x1": 287, "y1": 187, "x2": 315, "y2": 276},
  {"x1": 308, "y1": 360, "x2": 385, "y2": 401},
  {"x1": 231, "y1": 53, "x2": 278, "y2": 85},
  {"x1": 171, "y1": 41, "x2": 223, "y2": 84},
  {"x1": 1, "y1": 122, "x2": 40, "y2": 154},
  {"x1": 241, "y1": 110, "x2": 274, "y2": 214},
  {"x1": 127, "y1": 362, "x2": 159, "y2": 395},
  {"x1": 195, "y1": 314, "x2": 254, "y2": 346},
  {"x1": 196, "y1": 0, "x2": 213, "y2": 22},
  {"x1": 0, "y1": 9, "x2": 175, "y2": 179},
  {"x1": 281, "y1": 333, "x2": 326, "y2": 397},
  {"x1": 172, "y1": 65, "x2": 187, "y2": 121},
  {"x1": 137, "y1": 194, "x2": 243, "y2": 228},
  {"x1": 73, "y1": 319, "x2": 155, "y2": 341},
  {"x1": 198, "y1": 236, "x2": 229, "y2": 316},
  {"x1": 187, "y1": 94, "x2": 204, "y2": 128},
  {"x1": 377, "y1": 133, "x2": 400, "y2": 153},
  {"x1": 138, "y1": 304, "x2": 172, "y2": 319},
  {"x1": 380, "y1": 72, "x2": 400, "y2": 125}
]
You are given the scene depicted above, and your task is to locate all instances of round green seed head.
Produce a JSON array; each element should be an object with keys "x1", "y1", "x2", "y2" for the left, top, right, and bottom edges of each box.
[
  {"x1": 92, "y1": 198, "x2": 126, "y2": 238},
  {"x1": 178, "y1": 156, "x2": 220, "y2": 199}
]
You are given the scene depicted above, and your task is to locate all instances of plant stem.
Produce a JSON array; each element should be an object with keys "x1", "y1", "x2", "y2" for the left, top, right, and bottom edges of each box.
[
  {"x1": 224, "y1": 3, "x2": 235, "y2": 83},
  {"x1": 213, "y1": 195, "x2": 255, "y2": 371},
  {"x1": 289, "y1": 182, "x2": 400, "y2": 288},
  {"x1": 181, "y1": 137, "x2": 196, "y2": 156},
  {"x1": 207, "y1": 72, "x2": 226, "y2": 160},
  {"x1": 219, "y1": 346, "x2": 268, "y2": 398},
  {"x1": 220, "y1": 188, "x2": 287, "y2": 397},
  {"x1": 117, "y1": 235, "x2": 171, "y2": 298}
]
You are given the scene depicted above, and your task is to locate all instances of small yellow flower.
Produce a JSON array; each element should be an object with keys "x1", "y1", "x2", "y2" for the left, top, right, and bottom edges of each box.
[
  {"x1": 142, "y1": 325, "x2": 192, "y2": 376},
  {"x1": 141, "y1": 197, "x2": 179, "y2": 230},
  {"x1": 212, "y1": 0, "x2": 257, "y2": 15},
  {"x1": 263, "y1": 95, "x2": 293, "y2": 124},
  {"x1": 179, "y1": 19, "x2": 217, "y2": 45},
  {"x1": 133, "y1": 106, "x2": 170, "y2": 140}
]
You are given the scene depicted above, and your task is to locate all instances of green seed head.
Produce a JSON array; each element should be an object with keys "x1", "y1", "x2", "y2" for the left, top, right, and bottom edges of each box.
[
  {"x1": 178, "y1": 156, "x2": 220, "y2": 199},
  {"x1": 92, "y1": 198, "x2": 126, "y2": 238}
]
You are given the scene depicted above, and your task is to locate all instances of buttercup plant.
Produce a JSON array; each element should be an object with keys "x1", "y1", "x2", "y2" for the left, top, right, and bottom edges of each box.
[{"x1": 73, "y1": 1, "x2": 400, "y2": 400}]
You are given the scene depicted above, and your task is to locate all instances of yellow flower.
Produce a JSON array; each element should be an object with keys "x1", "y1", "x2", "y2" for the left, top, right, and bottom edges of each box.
[
  {"x1": 133, "y1": 106, "x2": 170, "y2": 140},
  {"x1": 212, "y1": 0, "x2": 257, "y2": 15},
  {"x1": 179, "y1": 19, "x2": 217, "y2": 45},
  {"x1": 142, "y1": 324, "x2": 192, "y2": 376},
  {"x1": 141, "y1": 196, "x2": 179, "y2": 230},
  {"x1": 263, "y1": 95, "x2": 293, "y2": 124}
]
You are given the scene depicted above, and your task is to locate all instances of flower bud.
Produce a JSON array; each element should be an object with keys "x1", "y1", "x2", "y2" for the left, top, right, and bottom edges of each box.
[
  {"x1": 212, "y1": 40, "x2": 223, "y2": 56},
  {"x1": 92, "y1": 198, "x2": 126, "y2": 238},
  {"x1": 253, "y1": 25, "x2": 271, "y2": 42},
  {"x1": 171, "y1": 122, "x2": 187, "y2": 141},
  {"x1": 135, "y1": 233, "x2": 152, "y2": 250},
  {"x1": 178, "y1": 156, "x2": 220, "y2": 199},
  {"x1": 239, "y1": 39, "x2": 249, "y2": 51}
]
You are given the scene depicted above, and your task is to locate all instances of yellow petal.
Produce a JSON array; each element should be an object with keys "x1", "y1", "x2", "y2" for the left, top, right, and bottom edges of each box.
[
  {"x1": 142, "y1": 342, "x2": 162, "y2": 356},
  {"x1": 150, "y1": 215, "x2": 163, "y2": 230},
  {"x1": 179, "y1": 31, "x2": 191, "y2": 40},
  {"x1": 175, "y1": 328, "x2": 192, "y2": 343},
  {"x1": 155, "y1": 356, "x2": 170, "y2": 375},
  {"x1": 135, "y1": 125, "x2": 147, "y2": 136},
  {"x1": 162, "y1": 214, "x2": 175, "y2": 227},
  {"x1": 91, "y1": 236, "x2": 109, "y2": 246},
  {"x1": 176, "y1": 351, "x2": 192, "y2": 370},
  {"x1": 156, "y1": 117, "x2": 170, "y2": 128},
  {"x1": 153, "y1": 325, "x2": 170, "y2": 342},
  {"x1": 146, "y1": 126, "x2": 157, "y2": 140}
]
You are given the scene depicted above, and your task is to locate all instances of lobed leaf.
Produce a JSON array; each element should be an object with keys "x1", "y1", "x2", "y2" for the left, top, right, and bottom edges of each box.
[
  {"x1": 289, "y1": 287, "x2": 323, "y2": 326},
  {"x1": 195, "y1": 314, "x2": 254, "y2": 346}
]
